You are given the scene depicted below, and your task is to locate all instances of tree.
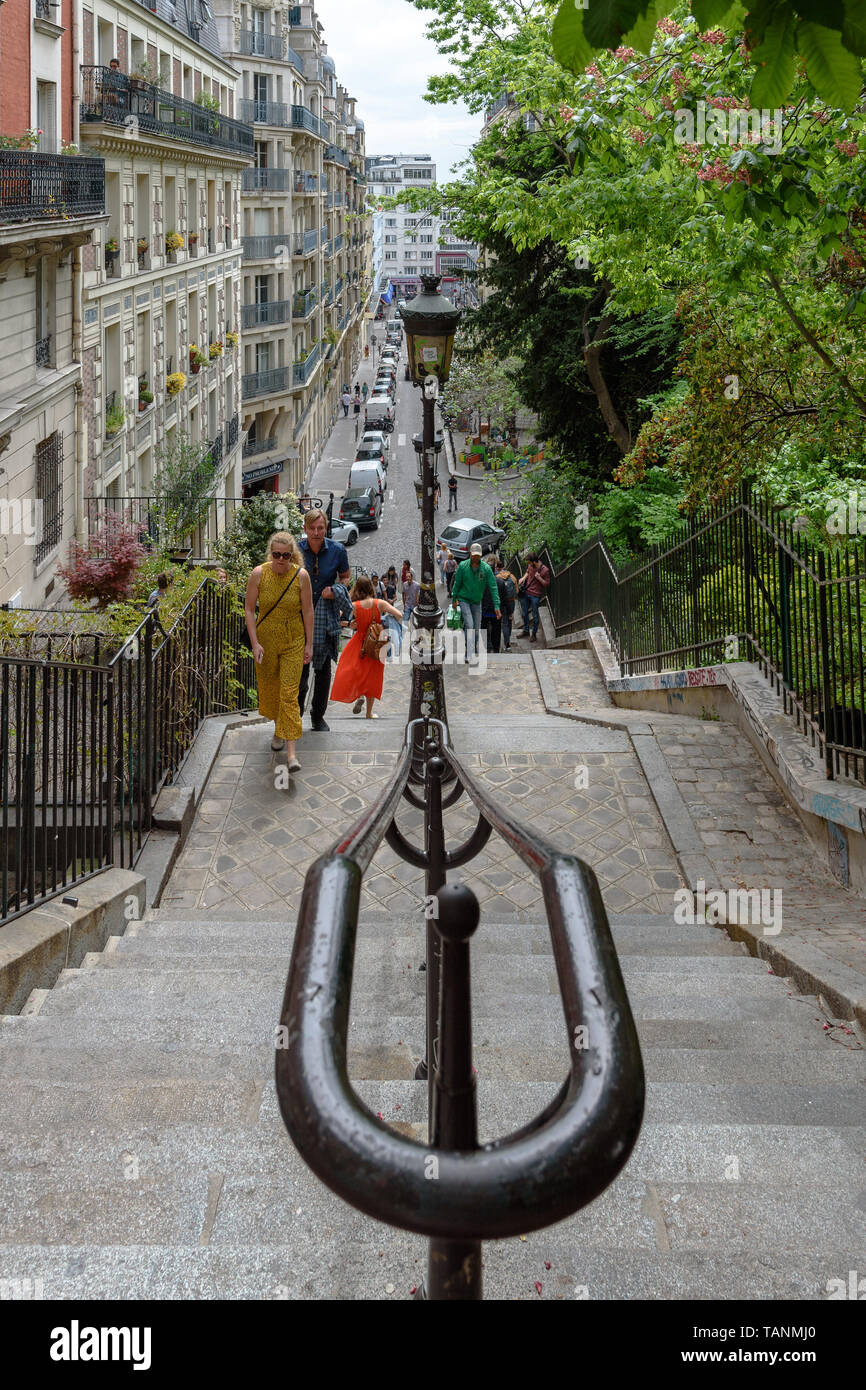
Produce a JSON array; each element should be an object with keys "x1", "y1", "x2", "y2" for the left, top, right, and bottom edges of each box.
[
  {"x1": 213, "y1": 493, "x2": 304, "y2": 581},
  {"x1": 152, "y1": 432, "x2": 224, "y2": 549}
]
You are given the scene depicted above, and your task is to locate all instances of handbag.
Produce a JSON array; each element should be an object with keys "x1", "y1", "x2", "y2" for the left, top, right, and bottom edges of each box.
[
  {"x1": 360, "y1": 602, "x2": 390, "y2": 660},
  {"x1": 241, "y1": 567, "x2": 299, "y2": 651},
  {"x1": 446, "y1": 604, "x2": 463, "y2": 630}
]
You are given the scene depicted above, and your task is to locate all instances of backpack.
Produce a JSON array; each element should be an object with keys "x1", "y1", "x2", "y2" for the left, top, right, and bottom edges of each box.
[
  {"x1": 360, "y1": 603, "x2": 389, "y2": 661},
  {"x1": 501, "y1": 575, "x2": 516, "y2": 604}
]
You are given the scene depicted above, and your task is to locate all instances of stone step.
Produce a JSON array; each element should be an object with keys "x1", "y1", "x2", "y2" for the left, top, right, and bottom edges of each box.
[
  {"x1": 0, "y1": 1038, "x2": 860, "y2": 1089},
  {"x1": 1, "y1": 1115, "x2": 861, "y2": 1188},
  {"x1": 0, "y1": 1074, "x2": 860, "y2": 1134},
  {"x1": 0, "y1": 1241, "x2": 851, "y2": 1300}
]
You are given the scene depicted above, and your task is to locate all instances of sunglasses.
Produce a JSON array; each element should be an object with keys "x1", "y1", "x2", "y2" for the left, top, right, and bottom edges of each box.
[{"x1": 271, "y1": 550, "x2": 292, "y2": 560}]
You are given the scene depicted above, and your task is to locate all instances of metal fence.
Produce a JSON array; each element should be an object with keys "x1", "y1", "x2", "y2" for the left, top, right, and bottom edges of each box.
[
  {"x1": 519, "y1": 482, "x2": 866, "y2": 782},
  {"x1": 0, "y1": 579, "x2": 255, "y2": 923}
]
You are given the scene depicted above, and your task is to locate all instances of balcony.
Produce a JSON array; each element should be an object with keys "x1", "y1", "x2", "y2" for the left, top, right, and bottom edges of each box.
[
  {"x1": 243, "y1": 433, "x2": 278, "y2": 458},
  {"x1": 243, "y1": 366, "x2": 290, "y2": 400},
  {"x1": 291, "y1": 105, "x2": 322, "y2": 137},
  {"x1": 324, "y1": 145, "x2": 349, "y2": 167},
  {"x1": 242, "y1": 299, "x2": 291, "y2": 328},
  {"x1": 242, "y1": 167, "x2": 290, "y2": 192},
  {"x1": 333, "y1": 233, "x2": 343, "y2": 253},
  {"x1": 0, "y1": 150, "x2": 105, "y2": 225},
  {"x1": 239, "y1": 29, "x2": 283, "y2": 59},
  {"x1": 242, "y1": 234, "x2": 286, "y2": 261},
  {"x1": 292, "y1": 342, "x2": 319, "y2": 386},
  {"x1": 227, "y1": 413, "x2": 240, "y2": 451},
  {"x1": 294, "y1": 227, "x2": 318, "y2": 257},
  {"x1": 292, "y1": 286, "x2": 317, "y2": 318},
  {"x1": 239, "y1": 99, "x2": 289, "y2": 127},
  {"x1": 287, "y1": 46, "x2": 304, "y2": 72},
  {"x1": 80, "y1": 68, "x2": 253, "y2": 157},
  {"x1": 293, "y1": 172, "x2": 318, "y2": 194},
  {"x1": 288, "y1": 5, "x2": 303, "y2": 22}
]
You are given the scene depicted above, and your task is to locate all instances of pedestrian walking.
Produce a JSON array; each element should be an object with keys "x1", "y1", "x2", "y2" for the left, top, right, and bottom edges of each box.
[
  {"x1": 330, "y1": 576, "x2": 403, "y2": 719},
  {"x1": 402, "y1": 569, "x2": 420, "y2": 626},
  {"x1": 451, "y1": 543, "x2": 500, "y2": 664},
  {"x1": 296, "y1": 508, "x2": 352, "y2": 731},
  {"x1": 436, "y1": 541, "x2": 447, "y2": 587},
  {"x1": 447, "y1": 473, "x2": 458, "y2": 512},
  {"x1": 444, "y1": 549, "x2": 457, "y2": 595},
  {"x1": 516, "y1": 552, "x2": 551, "y2": 642},
  {"x1": 353, "y1": 392, "x2": 361, "y2": 417},
  {"x1": 494, "y1": 557, "x2": 518, "y2": 651},
  {"x1": 384, "y1": 567, "x2": 398, "y2": 602},
  {"x1": 245, "y1": 532, "x2": 314, "y2": 768},
  {"x1": 361, "y1": 382, "x2": 369, "y2": 402},
  {"x1": 481, "y1": 565, "x2": 502, "y2": 655},
  {"x1": 342, "y1": 390, "x2": 351, "y2": 418}
]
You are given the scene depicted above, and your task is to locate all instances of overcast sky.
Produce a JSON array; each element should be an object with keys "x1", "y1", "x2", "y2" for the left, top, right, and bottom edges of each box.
[{"x1": 317, "y1": 0, "x2": 480, "y2": 182}]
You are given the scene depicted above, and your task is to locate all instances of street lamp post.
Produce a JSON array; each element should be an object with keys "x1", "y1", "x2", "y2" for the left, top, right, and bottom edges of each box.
[{"x1": 400, "y1": 274, "x2": 462, "y2": 774}]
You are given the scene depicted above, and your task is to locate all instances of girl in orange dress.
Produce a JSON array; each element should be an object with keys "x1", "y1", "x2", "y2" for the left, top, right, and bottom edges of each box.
[{"x1": 330, "y1": 575, "x2": 402, "y2": 719}]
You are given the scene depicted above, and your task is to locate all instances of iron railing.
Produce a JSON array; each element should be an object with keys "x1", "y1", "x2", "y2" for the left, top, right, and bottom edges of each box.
[
  {"x1": 292, "y1": 342, "x2": 319, "y2": 385},
  {"x1": 242, "y1": 434, "x2": 278, "y2": 457},
  {"x1": 0, "y1": 150, "x2": 105, "y2": 224},
  {"x1": 85, "y1": 495, "x2": 248, "y2": 559},
  {"x1": 242, "y1": 234, "x2": 285, "y2": 261},
  {"x1": 242, "y1": 167, "x2": 291, "y2": 192},
  {"x1": 239, "y1": 28, "x2": 283, "y2": 59},
  {"x1": 276, "y1": 717, "x2": 644, "y2": 1299},
  {"x1": 243, "y1": 365, "x2": 290, "y2": 399},
  {"x1": 294, "y1": 172, "x2": 318, "y2": 194},
  {"x1": 80, "y1": 68, "x2": 254, "y2": 157},
  {"x1": 239, "y1": 99, "x2": 289, "y2": 127},
  {"x1": 0, "y1": 580, "x2": 255, "y2": 923},
  {"x1": 519, "y1": 481, "x2": 866, "y2": 781},
  {"x1": 295, "y1": 227, "x2": 318, "y2": 256},
  {"x1": 292, "y1": 287, "x2": 317, "y2": 318},
  {"x1": 242, "y1": 299, "x2": 291, "y2": 328},
  {"x1": 291, "y1": 105, "x2": 322, "y2": 137}
]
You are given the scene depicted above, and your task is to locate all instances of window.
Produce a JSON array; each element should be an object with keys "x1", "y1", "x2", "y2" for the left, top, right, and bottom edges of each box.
[
  {"x1": 36, "y1": 81, "x2": 57, "y2": 153},
  {"x1": 420, "y1": 235, "x2": 433, "y2": 243},
  {"x1": 420, "y1": 251, "x2": 433, "y2": 260},
  {"x1": 405, "y1": 235, "x2": 416, "y2": 244},
  {"x1": 404, "y1": 218, "x2": 416, "y2": 227},
  {"x1": 419, "y1": 218, "x2": 432, "y2": 227},
  {"x1": 384, "y1": 234, "x2": 396, "y2": 244},
  {"x1": 385, "y1": 218, "x2": 396, "y2": 227},
  {"x1": 35, "y1": 431, "x2": 63, "y2": 565},
  {"x1": 384, "y1": 251, "x2": 396, "y2": 260}
]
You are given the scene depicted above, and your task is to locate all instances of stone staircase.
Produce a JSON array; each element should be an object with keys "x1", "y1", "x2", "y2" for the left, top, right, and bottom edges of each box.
[{"x1": 0, "y1": 897, "x2": 863, "y2": 1299}]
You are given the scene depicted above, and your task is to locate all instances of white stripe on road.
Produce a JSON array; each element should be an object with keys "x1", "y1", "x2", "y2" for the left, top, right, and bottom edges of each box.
[
  {"x1": 398, "y1": 433, "x2": 406, "y2": 447},
  {"x1": 389, "y1": 489, "x2": 394, "y2": 501}
]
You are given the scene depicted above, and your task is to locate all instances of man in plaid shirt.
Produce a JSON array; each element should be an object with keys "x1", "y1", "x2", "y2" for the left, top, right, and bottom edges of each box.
[{"x1": 297, "y1": 509, "x2": 352, "y2": 730}]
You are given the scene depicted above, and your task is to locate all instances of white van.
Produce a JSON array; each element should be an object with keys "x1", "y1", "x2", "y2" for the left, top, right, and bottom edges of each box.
[{"x1": 349, "y1": 459, "x2": 386, "y2": 496}]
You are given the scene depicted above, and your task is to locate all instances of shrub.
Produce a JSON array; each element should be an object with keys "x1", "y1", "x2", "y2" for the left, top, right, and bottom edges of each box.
[
  {"x1": 58, "y1": 516, "x2": 146, "y2": 608},
  {"x1": 213, "y1": 493, "x2": 303, "y2": 581}
]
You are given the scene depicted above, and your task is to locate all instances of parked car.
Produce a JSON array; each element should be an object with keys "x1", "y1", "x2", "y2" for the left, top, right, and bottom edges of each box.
[
  {"x1": 355, "y1": 439, "x2": 386, "y2": 468},
  {"x1": 339, "y1": 486, "x2": 382, "y2": 530},
  {"x1": 380, "y1": 348, "x2": 400, "y2": 363},
  {"x1": 349, "y1": 459, "x2": 387, "y2": 497},
  {"x1": 437, "y1": 516, "x2": 506, "y2": 563},
  {"x1": 367, "y1": 394, "x2": 394, "y2": 419},
  {"x1": 375, "y1": 381, "x2": 396, "y2": 401},
  {"x1": 329, "y1": 518, "x2": 359, "y2": 546},
  {"x1": 361, "y1": 428, "x2": 390, "y2": 455}
]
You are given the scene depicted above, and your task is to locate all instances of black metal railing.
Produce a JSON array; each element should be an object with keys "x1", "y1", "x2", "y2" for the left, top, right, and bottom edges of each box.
[
  {"x1": 276, "y1": 717, "x2": 644, "y2": 1299},
  {"x1": 0, "y1": 150, "x2": 105, "y2": 224},
  {"x1": 242, "y1": 167, "x2": 291, "y2": 192},
  {"x1": 84, "y1": 495, "x2": 250, "y2": 559},
  {"x1": 239, "y1": 28, "x2": 283, "y2": 58},
  {"x1": 226, "y1": 413, "x2": 239, "y2": 450},
  {"x1": 519, "y1": 480, "x2": 866, "y2": 781},
  {"x1": 0, "y1": 580, "x2": 255, "y2": 923},
  {"x1": 242, "y1": 299, "x2": 290, "y2": 328},
  {"x1": 80, "y1": 67, "x2": 254, "y2": 157},
  {"x1": 239, "y1": 98, "x2": 289, "y2": 127},
  {"x1": 35, "y1": 334, "x2": 51, "y2": 367}
]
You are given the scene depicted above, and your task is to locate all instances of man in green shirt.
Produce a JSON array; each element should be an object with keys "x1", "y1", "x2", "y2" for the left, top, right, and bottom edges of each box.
[{"x1": 451, "y1": 543, "x2": 500, "y2": 664}]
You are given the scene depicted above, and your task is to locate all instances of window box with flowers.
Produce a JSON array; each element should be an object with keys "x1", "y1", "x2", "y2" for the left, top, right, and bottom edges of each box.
[
  {"x1": 166, "y1": 372, "x2": 186, "y2": 397},
  {"x1": 105, "y1": 401, "x2": 126, "y2": 438},
  {"x1": 165, "y1": 230, "x2": 184, "y2": 262},
  {"x1": 225, "y1": 330, "x2": 239, "y2": 350},
  {"x1": 104, "y1": 238, "x2": 119, "y2": 272},
  {"x1": 138, "y1": 382, "x2": 154, "y2": 412},
  {"x1": 208, "y1": 341, "x2": 223, "y2": 361},
  {"x1": 187, "y1": 232, "x2": 198, "y2": 256},
  {"x1": 189, "y1": 345, "x2": 208, "y2": 374}
]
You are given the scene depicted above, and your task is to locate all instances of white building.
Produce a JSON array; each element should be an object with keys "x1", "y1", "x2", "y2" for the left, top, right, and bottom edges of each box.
[{"x1": 366, "y1": 153, "x2": 437, "y2": 301}]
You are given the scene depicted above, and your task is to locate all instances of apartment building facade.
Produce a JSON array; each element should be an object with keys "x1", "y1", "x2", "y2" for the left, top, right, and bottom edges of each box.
[
  {"x1": 78, "y1": 0, "x2": 250, "y2": 528},
  {"x1": 366, "y1": 153, "x2": 438, "y2": 301},
  {"x1": 0, "y1": 0, "x2": 107, "y2": 608},
  {"x1": 213, "y1": 0, "x2": 372, "y2": 498}
]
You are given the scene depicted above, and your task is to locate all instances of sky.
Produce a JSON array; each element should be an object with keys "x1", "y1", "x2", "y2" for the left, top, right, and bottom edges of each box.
[{"x1": 316, "y1": 0, "x2": 480, "y2": 182}]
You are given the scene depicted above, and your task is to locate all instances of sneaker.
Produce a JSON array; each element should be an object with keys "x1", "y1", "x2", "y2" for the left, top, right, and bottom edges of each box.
[
  {"x1": 270, "y1": 737, "x2": 286, "y2": 751},
  {"x1": 529, "y1": 633, "x2": 538, "y2": 643},
  {"x1": 287, "y1": 756, "x2": 301, "y2": 773},
  {"x1": 311, "y1": 719, "x2": 330, "y2": 732},
  {"x1": 352, "y1": 698, "x2": 364, "y2": 714}
]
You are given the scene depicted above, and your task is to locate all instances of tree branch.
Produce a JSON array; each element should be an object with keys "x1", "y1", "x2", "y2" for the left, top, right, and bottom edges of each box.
[{"x1": 765, "y1": 273, "x2": 866, "y2": 416}]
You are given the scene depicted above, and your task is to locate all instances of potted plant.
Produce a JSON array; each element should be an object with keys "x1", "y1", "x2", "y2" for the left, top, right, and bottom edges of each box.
[
  {"x1": 138, "y1": 382, "x2": 154, "y2": 411},
  {"x1": 208, "y1": 340, "x2": 223, "y2": 360},
  {"x1": 130, "y1": 58, "x2": 158, "y2": 89},
  {"x1": 105, "y1": 401, "x2": 126, "y2": 436},
  {"x1": 188, "y1": 345, "x2": 207, "y2": 374},
  {"x1": 165, "y1": 230, "x2": 184, "y2": 258},
  {"x1": 104, "y1": 238, "x2": 119, "y2": 270},
  {"x1": 225, "y1": 330, "x2": 239, "y2": 349},
  {"x1": 188, "y1": 232, "x2": 198, "y2": 250},
  {"x1": 166, "y1": 371, "x2": 186, "y2": 397}
]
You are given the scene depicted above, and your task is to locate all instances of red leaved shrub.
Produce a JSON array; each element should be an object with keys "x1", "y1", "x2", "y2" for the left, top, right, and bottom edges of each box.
[{"x1": 58, "y1": 515, "x2": 147, "y2": 608}]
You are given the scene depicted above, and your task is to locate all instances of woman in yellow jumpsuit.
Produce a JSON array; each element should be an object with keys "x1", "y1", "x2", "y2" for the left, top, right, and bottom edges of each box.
[{"x1": 244, "y1": 531, "x2": 314, "y2": 770}]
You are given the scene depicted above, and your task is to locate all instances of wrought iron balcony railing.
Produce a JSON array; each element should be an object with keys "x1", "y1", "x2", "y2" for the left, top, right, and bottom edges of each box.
[
  {"x1": 239, "y1": 28, "x2": 283, "y2": 59},
  {"x1": 80, "y1": 68, "x2": 253, "y2": 156},
  {"x1": 226, "y1": 413, "x2": 239, "y2": 450},
  {"x1": 324, "y1": 145, "x2": 349, "y2": 167},
  {"x1": 287, "y1": 46, "x2": 304, "y2": 72},
  {"x1": 239, "y1": 99, "x2": 289, "y2": 127},
  {"x1": 242, "y1": 299, "x2": 291, "y2": 328},
  {"x1": 292, "y1": 341, "x2": 319, "y2": 386},
  {"x1": 292, "y1": 286, "x2": 317, "y2": 318},
  {"x1": 243, "y1": 433, "x2": 278, "y2": 457},
  {"x1": 294, "y1": 172, "x2": 318, "y2": 194},
  {"x1": 242, "y1": 366, "x2": 290, "y2": 399},
  {"x1": 294, "y1": 227, "x2": 318, "y2": 256},
  {"x1": 242, "y1": 167, "x2": 290, "y2": 192},
  {"x1": 0, "y1": 150, "x2": 105, "y2": 224},
  {"x1": 242, "y1": 234, "x2": 286, "y2": 261},
  {"x1": 291, "y1": 105, "x2": 321, "y2": 137}
]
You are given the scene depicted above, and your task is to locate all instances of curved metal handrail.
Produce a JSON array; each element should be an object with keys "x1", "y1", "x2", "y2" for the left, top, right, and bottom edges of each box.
[{"x1": 275, "y1": 720, "x2": 645, "y2": 1242}]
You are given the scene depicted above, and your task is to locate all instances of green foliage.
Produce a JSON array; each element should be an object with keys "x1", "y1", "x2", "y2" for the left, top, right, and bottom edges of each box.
[
  {"x1": 595, "y1": 467, "x2": 687, "y2": 560},
  {"x1": 152, "y1": 432, "x2": 222, "y2": 549},
  {"x1": 212, "y1": 493, "x2": 303, "y2": 581}
]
